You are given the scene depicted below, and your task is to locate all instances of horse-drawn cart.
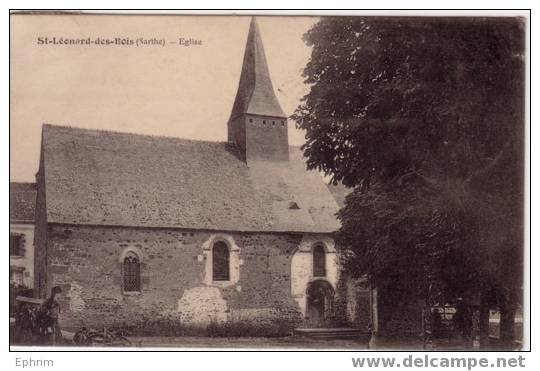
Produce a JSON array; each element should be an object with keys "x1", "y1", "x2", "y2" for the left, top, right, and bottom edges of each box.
[
  {"x1": 12, "y1": 296, "x2": 48, "y2": 344},
  {"x1": 12, "y1": 295, "x2": 132, "y2": 347}
]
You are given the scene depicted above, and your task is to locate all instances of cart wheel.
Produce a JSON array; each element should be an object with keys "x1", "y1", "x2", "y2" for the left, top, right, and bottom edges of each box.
[
  {"x1": 87, "y1": 333, "x2": 106, "y2": 346},
  {"x1": 73, "y1": 331, "x2": 91, "y2": 346}
]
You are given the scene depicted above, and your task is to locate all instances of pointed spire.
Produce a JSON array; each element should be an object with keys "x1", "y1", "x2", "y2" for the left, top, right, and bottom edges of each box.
[{"x1": 229, "y1": 17, "x2": 286, "y2": 119}]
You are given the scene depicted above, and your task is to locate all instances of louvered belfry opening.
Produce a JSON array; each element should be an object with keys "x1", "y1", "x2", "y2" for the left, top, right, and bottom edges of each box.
[
  {"x1": 123, "y1": 252, "x2": 141, "y2": 292},
  {"x1": 212, "y1": 241, "x2": 230, "y2": 281}
]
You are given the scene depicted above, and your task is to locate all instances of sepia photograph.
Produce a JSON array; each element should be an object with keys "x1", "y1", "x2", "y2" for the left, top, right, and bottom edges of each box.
[{"x1": 9, "y1": 10, "x2": 528, "y2": 353}]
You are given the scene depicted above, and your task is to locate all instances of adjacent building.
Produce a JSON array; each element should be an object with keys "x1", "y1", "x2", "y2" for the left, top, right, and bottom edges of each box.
[{"x1": 10, "y1": 182, "x2": 37, "y2": 288}]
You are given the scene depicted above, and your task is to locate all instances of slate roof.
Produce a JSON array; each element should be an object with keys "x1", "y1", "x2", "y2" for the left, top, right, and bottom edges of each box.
[
  {"x1": 10, "y1": 182, "x2": 37, "y2": 223},
  {"x1": 327, "y1": 182, "x2": 353, "y2": 209},
  {"x1": 228, "y1": 17, "x2": 286, "y2": 119},
  {"x1": 41, "y1": 124, "x2": 340, "y2": 233}
]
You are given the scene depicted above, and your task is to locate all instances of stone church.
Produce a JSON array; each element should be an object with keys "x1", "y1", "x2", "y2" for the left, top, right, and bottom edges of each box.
[{"x1": 33, "y1": 18, "x2": 371, "y2": 332}]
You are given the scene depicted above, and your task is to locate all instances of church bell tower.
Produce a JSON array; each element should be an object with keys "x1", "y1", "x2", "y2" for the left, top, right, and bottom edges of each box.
[{"x1": 227, "y1": 17, "x2": 289, "y2": 162}]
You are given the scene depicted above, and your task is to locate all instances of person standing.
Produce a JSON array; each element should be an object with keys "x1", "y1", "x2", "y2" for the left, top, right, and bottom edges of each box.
[{"x1": 39, "y1": 286, "x2": 62, "y2": 344}]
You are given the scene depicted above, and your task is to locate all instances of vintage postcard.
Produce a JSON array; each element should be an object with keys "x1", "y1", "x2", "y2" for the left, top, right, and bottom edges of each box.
[{"x1": 9, "y1": 11, "x2": 528, "y2": 353}]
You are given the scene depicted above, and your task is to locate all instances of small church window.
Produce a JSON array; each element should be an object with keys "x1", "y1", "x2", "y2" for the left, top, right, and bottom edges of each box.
[
  {"x1": 212, "y1": 241, "x2": 230, "y2": 281},
  {"x1": 123, "y1": 252, "x2": 141, "y2": 292},
  {"x1": 263, "y1": 120, "x2": 266, "y2": 125},
  {"x1": 313, "y1": 245, "x2": 326, "y2": 277},
  {"x1": 249, "y1": 118, "x2": 253, "y2": 123},
  {"x1": 272, "y1": 120, "x2": 275, "y2": 125}
]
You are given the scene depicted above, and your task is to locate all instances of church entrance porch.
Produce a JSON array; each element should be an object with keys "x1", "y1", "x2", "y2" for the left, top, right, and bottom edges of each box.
[{"x1": 306, "y1": 279, "x2": 335, "y2": 327}]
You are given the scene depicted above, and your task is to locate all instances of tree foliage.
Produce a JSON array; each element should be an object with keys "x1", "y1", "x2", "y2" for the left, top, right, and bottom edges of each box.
[{"x1": 293, "y1": 17, "x2": 524, "y2": 310}]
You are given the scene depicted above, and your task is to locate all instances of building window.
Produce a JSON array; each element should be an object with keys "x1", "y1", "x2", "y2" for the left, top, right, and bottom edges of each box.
[
  {"x1": 9, "y1": 233, "x2": 24, "y2": 256},
  {"x1": 313, "y1": 245, "x2": 326, "y2": 277},
  {"x1": 212, "y1": 241, "x2": 230, "y2": 281},
  {"x1": 10, "y1": 267, "x2": 24, "y2": 285},
  {"x1": 123, "y1": 251, "x2": 141, "y2": 292}
]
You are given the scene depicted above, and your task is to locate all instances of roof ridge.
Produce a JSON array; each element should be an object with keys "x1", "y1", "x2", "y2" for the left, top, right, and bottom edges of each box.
[
  {"x1": 42, "y1": 123, "x2": 228, "y2": 145},
  {"x1": 43, "y1": 123, "x2": 305, "y2": 149}
]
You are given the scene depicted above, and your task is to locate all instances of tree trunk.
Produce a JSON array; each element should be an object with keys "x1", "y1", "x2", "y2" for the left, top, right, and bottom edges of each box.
[
  {"x1": 479, "y1": 292, "x2": 490, "y2": 349},
  {"x1": 499, "y1": 298, "x2": 515, "y2": 349}
]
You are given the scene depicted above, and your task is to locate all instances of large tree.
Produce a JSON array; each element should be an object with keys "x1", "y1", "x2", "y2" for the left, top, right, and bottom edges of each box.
[{"x1": 293, "y1": 17, "x2": 524, "y2": 343}]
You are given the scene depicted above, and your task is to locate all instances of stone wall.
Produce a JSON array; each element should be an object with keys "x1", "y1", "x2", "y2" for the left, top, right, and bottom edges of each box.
[{"x1": 43, "y1": 224, "x2": 348, "y2": 331}]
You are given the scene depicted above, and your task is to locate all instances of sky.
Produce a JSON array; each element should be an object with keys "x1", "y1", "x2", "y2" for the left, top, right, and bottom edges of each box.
[{"x1": 10, "y1": 14, "x2": 318, "y2": 182}]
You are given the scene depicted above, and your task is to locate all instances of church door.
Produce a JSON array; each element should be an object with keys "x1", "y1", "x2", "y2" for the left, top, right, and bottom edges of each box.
[{"x1": 306, "y1": 280, "x2": 334, "y2": 328}]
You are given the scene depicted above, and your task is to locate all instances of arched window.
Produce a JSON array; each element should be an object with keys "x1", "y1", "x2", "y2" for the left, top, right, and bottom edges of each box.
[
  {"x1": 123, "y1": 251, "x2": 141, "y2": 292},
  {"x1": 212, "y1": 241, "x2": 230, "y2": 281},
  {"x1": 313, "y1": 245, "x2": 326, "y2": 277}
]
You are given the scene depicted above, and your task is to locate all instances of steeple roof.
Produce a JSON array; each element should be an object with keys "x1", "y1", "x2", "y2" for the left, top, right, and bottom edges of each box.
[{"x1": 229, "y1": 17, "x2": 286, "y2": 119}]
